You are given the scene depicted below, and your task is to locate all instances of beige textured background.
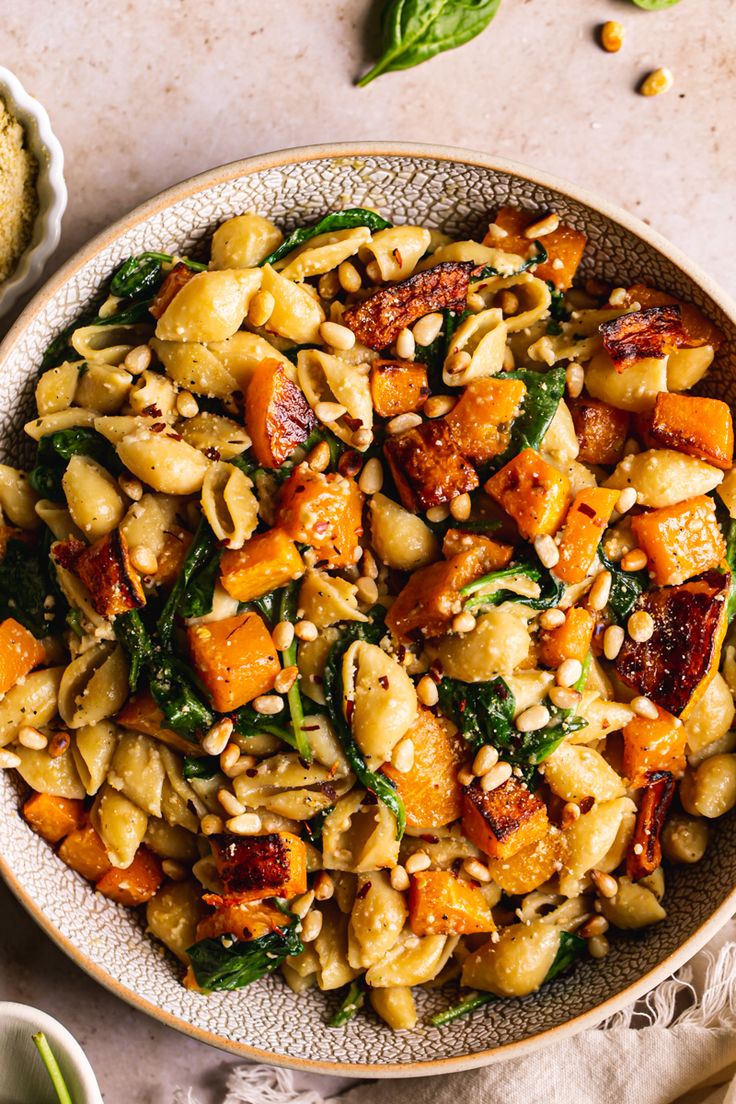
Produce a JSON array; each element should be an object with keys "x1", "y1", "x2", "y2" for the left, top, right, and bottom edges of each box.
[{"x1": 1, "y1": 1, "x2": 735, "y2": 1100}]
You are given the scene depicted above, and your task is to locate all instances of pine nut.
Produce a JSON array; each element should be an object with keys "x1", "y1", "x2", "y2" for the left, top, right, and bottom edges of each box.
[
  {"x1": 462, "y1": 858, "x2": 491, "y2": 884},
  {"x1": 0, "y1": 748, "x2": 21, "y2": 769},
  {"x1": 467, "y1": 292, "x2": 486, "y2": 312},
  {"x1": 591, "y1": 869, "x2": 618, "y2": 898},
  {"x1": 412, "y1": 312, "x2": 443, "y2": 347},
  {"x1": 524, "y1": 213, "x2": 560, "y2": 239},
  {"x1": 548, "y1": 686, "x2": 581, "y2": 711},
  {"x1": 557, "y1": 658, "x2": 583, "y2": 688},
  {"x1": 502, "y1": 346, "x2": 515, "y2": 372},
  {"x1": 473, "y1": 744, "x2": 499, "y2": 776},
  {"x1": 565, "y1": 364, "x2": 585, "y2": 399},
  {"x1": 632, "y1": 695, "x2": 658, "y2": 720},
  {"x1": 248, "y1": 290, "x2": 276, "y2": 327},
  {"x1": 118, "y1": 473, "x2": 143, "y2": 500},
  {"x1": 426, "y1": 504, "x2": 449, "y2": 523},
  {"x1": 301, "y1": 909, "x2": 324, "y2": 943},
  {"x1": 294, "y1": 620, "x2": 318, "y2": 642},
  {"x1": 603, "y1": 624, "x2": 625, "y2": 660},
  {"x1": 450, "y1": 493, "x2": 472, "y2": 522},
  {"x1": 356, "y1": 576, "x2": 379, "y2": 606},
  {"x1": 124, "y1": 344, "x2": 152, "y2": 375},
  {"x1": 200, "y1": 813, "x2": 224, "y2": 836},
  {"x1": 223, "y1": 753, "x2": 257, "y2": 779},
  {"x1": 561, "y1": 801, "x2": 581, "y2": 827},
  {"x1": 628, "y1": 610, "x2": 654, "y2": 643},
  {"x1": 252, "y1": 694, "x2": 284, "y2": 715},
  {"x1": 580, "y1": 914, "x2": 609, "y2": 938},
  {"x1": 588, "y1": 570, "x2": 612, "y2": 611},
  {"x1": 274, "y1": 666, "x2": 299, "y2": 694},
  {"x1": 358, "y1": 457, "x2": 383, "y2": 495},
  {"x1": 307, "y1": 440, "x2": 331, "y2": 472},
  {"x1": 353, "y1": 427, "x2": 373, "y2": 450},
  {"x1": 48, "y1": 731, "x2": 70, "y2": 758},
  {"x1": 338, "y1": 260, "x2": 362, "y2": 293},
  {"x1": 621, "y1": 548, "x2": 648, "y2": 572},
  {"x1": 320, "y1": 320, "x2": 356, "y2": 350},
  {"x1": 639, "y1": 67, "x2": 674, "y2": 97},
  {"x1": 623, "y1": 437, "x2": 640, "y2": 457},
  {"x1": 318, "y1": 271, "x2": 340, "y2": 300},
  {"x1": 424, "y1": 394, "x2": 456, "y2": 418},
  {"x1": 292, "y1": 891, "x2": 315, "y2": 919},
  {"x1": 458, "y1": 767, "x2": 476, "y2": 787},
  {"x1": 608, "y1": 287, "x2": 629, "y2": 308},
  {"x1": 18, "y1": 725, "x2": 48, "y2": 750},
  {"x1": 386, "y1": 412, "x2": 422, "y2": 436},
  {"x1": 162, "y1": 859, "x2": 188, "y2": 881},
  {"x1": 516, "y1": 704, "x2": 550, "y2": 732},
  {"x1": 272, "y1": 620, "x2": 295, "y2": 652},
  {"x1": 361, "y1": 549, "x2": 379, "y2": 579},
  {"x1": 534, "y1": 534, "x2": 560, "y2": 569},
  {"x1": 497, "y1": 290, "x2": 519, "y2": 316},
  {"x1": 226, "y1": 812, "x2": 263, "y2": 836},
  {"x1": 395, "y1": 327, "x2": 416, "y2": 360},
  {"x1": 616, "y1": 487, "x2": 637, "y2": 514},
  {"x1": 452, "y1": 611, "x2": 476, "y2": 634},
  {"x1": 600, "y1": 20, "x2": 625, "y2": 53},
  {"x1": 588, "y1": 934, "x2": 610, "y2": 959},
  {"x1": 202, "y1": 717, "x2": 234, "y2": 756},
  {"x1": 314, "y1": 872, "x2": 335, "y2": 901},
  {"x1": 539, "y1": 607, "x2": 566, "y2": 630},
  {"x1": 390, "y1": 865, "x2": 410, "y2": 892},
  {"x1": 218, "y1": 788, "x2": 246, "y2": 817},
  {"x1": 405, "y1": 850, "x2": 431, "y2": 874},
  {"x1": 176, "y1": 390, "x2": 199, "y2": 418},
  {"x1": 445, "y1": 350, "x2": 472, "y2": 377},
  {"x1": 480, "y1": 761, "x2": 513, "y2": 791},
  {"x1": 392, "y1": 737, "x2": 415, "y2": 774},
  {"x1": 416, "y1": 675, "x2": 439, "y2": 707},
  {"x1": 315, "y1": 400, "x2": 347, "y2": 424},
  {"x1": 129, "y1": 545, "x2": 158, "y2": 576},
  {"x1": 486, "y1": 222, "x2": 508, "y2": 241},
  {"x1": 220, "y1": 743, "x2": 241, "y2": 773},
  {"x1": 365, "y1": 260, "x2": 382, "y2": 284}
]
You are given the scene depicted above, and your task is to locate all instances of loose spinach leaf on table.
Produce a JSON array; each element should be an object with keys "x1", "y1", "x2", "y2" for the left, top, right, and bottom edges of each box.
[
  {"x1": 598, "y1": 547, "x2": 648, "y2": 624},
  {"x1": 358, "y1": 0, "x2": 502, "y2": 87},
  {"x1": 489, "y1": 364, "x2": 566, "y2": 470},
  {"x1": 28, "y1": 427, "x2": 120, "y2": 500},
  {"x1": 187, "y1": 914, "x2": 304, "y2": 991},
  {"x1": 260, "y1": 209, "x2": 393, "y2": 268},
  {"x1": 0, "y1": 536, "x2": 64, "y2": 638}
]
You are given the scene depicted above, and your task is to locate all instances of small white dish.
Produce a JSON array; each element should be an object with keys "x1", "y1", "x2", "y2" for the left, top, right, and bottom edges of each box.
[
  {"x1": 0, "y1": 67, "x2": 67, "y2": 318},
  {"x1": 0, "y1": 1002, "x2": 103, "y2": 1104}
]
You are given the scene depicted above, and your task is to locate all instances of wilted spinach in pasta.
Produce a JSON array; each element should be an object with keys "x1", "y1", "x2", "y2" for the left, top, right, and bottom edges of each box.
[{"x1": 4, "y1": 199, "x2": 734, "y2": 1032}]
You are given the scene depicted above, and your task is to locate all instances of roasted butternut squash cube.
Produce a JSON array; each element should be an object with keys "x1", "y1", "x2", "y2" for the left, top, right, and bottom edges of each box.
[
  {"x1": 625, "y1": 285, "x2": 724, "y2": 351},
  {"x1": 601, "y1": 306, "x2": 687, "y2": 373},
  {"x1": 385, "y1": 549, "x2": 485, "y2": 640},
  {"x1": 648, "y1": 392, "x2": 734, "y2": 471},
  {"x1": 538, "y1": 606, "x2": 595, "y2": 667},
  {"x1": 570, "y1": 398, "x2": 630, "y2": 465},
  {"x1": 149, "y1": 261, "x2": 194, "y2": 319},
  {"x1": 631, "y1": 495, "x2": 725, "y2": 586},
  {"x1": 195, "y1": 896, "x2": 286, "y2": 942},
  {"x1": 462, "y1": 777, "x2": 549, "y2": 860},
  {"x1": 409, "y1": 870, "x2": 496, "y2": 936},
  {"x1": 370, "y1": 359, "x2": 429, "y2": 418},
  {"x1": 96, "y1": 846, "x2": 163, "y2": 905},
  {"x1": 22, "y1": 792, "x2": 86, "y2": 843},
  {"x1": 623, "y1": 707, "x2": 687, "y2": 787},
  {"x1": 116, "y1": 691, "x2": 203, "y2": 754},
  {"x1": 484, "y1": 206, "x2": 587, "y2": 290},
  {"x1": 245, "y1": 359, "x2": 316, "y2": 468},
  {"x1": 384, "y1": 420, "x2": 479, "y2": 513},
  {"x1": 445, "y1": 377, "x2": 526, "y2": 464},
  {"x1": 58, "y1": 824, "x2": 113, "y2": 881},
  {"x1": 277, "y1": 463, "x2": 364, "y2": 567},
  {"x1": 61, "y1": 529, "x2": 145, "y2": 618},
  {"x1": 627, "y1": 771, "x2": 675, "y2": 882},
  {"x1": 616, "y1": 570, "x2": 729, "y2": 719},
  {"x1": 211, "y1": 831, "x2": 307, "y2": 902},
  {"x1": 485, "y1": 448, "x2": 569, "y2": 540},
  {"x1": 441, "y1": 529, "x2": 513, "y2": 571},
  {"x1": 0, "y1": 617, "x2": 46, "y2": 695},
  {"x1": 220, "y1": 529, "x2": 304, "y2": 603},
  {"x1": 383, "y1": 707, "x2": 467, "y2": 827},
  {"x1": 188, "y1": 612, "x2": 279, "y2": 712},
  {"x1": 486, "y1": 831, "x2": 564, "y2": 895},
  {"x1": 554, "y1": 487, "x2": 620, "y2": 585}
]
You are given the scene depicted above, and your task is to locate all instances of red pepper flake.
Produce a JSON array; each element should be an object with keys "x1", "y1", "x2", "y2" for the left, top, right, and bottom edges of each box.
[
  {"x1": 357, "y1": 880, "x2": 372, "y2": 899},
  {"x1": 204, "y1": 447, "x2": 221, "y2": 461}
]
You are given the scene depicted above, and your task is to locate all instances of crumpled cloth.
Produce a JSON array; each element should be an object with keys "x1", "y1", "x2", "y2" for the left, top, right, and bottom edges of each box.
[{"x1": 179, "y1": 920, "x2": 736, "y2": 1104}]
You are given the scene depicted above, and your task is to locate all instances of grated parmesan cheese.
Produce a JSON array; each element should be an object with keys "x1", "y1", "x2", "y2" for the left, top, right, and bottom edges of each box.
[{"x1": 0, "y1": 97, "x2": 39, "y2": 285}]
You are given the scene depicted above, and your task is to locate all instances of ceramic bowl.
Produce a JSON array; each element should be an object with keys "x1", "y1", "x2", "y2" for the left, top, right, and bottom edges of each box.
[
  {"x1": 0, "y1": 1002, "x2": 103, "y2": 1104},
  {"x1": 1, "y1": 144, "x2": 735, "y2": 1077},
  {"x1": 0, "y1": 67, "x2": 67, "y2": 318}
]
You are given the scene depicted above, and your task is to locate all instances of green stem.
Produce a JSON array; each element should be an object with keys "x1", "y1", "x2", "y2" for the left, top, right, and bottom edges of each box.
[
  {"x1": 428, "y1": 990, "x2": 495, "y2": 1027},
  {"x1": 328, "y1": 979, "x2": 365, "y2": 1026},
  {"x1": 32, "y1": 1033, "x2": 73, "y2": 1104},
  {"x1": 279, "y1": 585, "x2": 312, "y2": 763}
]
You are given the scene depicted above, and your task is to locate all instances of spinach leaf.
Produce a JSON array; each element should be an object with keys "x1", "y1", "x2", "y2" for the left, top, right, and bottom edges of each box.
[
  {"x1": 29, "y1": 428, "x2": 119, "y2": 500},
  {"x1": 179, "y1": 550, "x2": 222, "y2": 620},
  {"x1": 328, "y1": 979, "x2": 365, "y2": 1027},
  {"x1": 0, "y1": 537, "x2": 62, "y2": 638},
  {"x1": 113, "y1": 610, "x2": 154, "y2": 691},
  {"x1": 722, "y1": 518, "x2": 736, "y2": 623},
  {"x1": 545, "y1": 931, "x2": 585, "y2": 982},
  {"x1": 183, "y1": 755, "x2": 219, "y2": 780},
  {"x1": 66, "y1": 607, "x2": 84, "y2": 637},
  {"x1": 322, "y1": 622, "x2": 406, "y2": 838},
  {"x1": 187, "y1": 915, "x2": 303, "y2": 991},
  {"x1": 233, "y1": 703, "x2": 296, "y2": 748},
  {"x1": 598, "y1": 547, "x2": 648, "y2": 624},
  {"x1": 278, "y1": 583, "x2": 312, "y2": 762},
  {"x1": 110, "y1": 252, "x2": 206, "y2": 299},
  {"x1": 41, "y1": 300, "x2": 156, "y2": 370},
  {"x1": 460, "y1": 556, "x2": 564, "y2": 612},
  {"x1": 157, "y1": 518, "x2": 217, "y2": 648},
  {"x1": 358, "y1": 0, "x2": 502, "y2": 87},
  {"x1": 301, "y1": 806, "x2": 335, "y2": 846},
  {"x1": 547, "y1": 283, "x2": 569, "y2": 335},
  {"x1": 491, "y1": 365, "x2": 566, "y2": 469},
  {"x1": 474, "y1": 240, "x2": 548, "y2": 281},
  {"x1": 260, "y1": 209, "x2": 393, "y2": 268}
]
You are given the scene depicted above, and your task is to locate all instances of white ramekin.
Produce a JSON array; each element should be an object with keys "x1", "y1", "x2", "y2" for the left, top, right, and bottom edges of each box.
[
  {"x1": 0, "y1": 1002, "x2": 103, "y2": 1104},
  {"x1": 0, "y1": 67, "x2": 67, "y2": 318}
]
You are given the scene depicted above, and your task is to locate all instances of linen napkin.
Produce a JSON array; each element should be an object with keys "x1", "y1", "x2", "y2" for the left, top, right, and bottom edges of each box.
[{"x1": 179, "y1": 921, "x2": 736, "y2": 1104}]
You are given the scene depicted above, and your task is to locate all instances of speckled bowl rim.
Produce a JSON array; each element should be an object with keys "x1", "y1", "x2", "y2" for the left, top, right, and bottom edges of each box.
[{"x1": 1, "y1": 142, "x2": 736, "y2": 1078}]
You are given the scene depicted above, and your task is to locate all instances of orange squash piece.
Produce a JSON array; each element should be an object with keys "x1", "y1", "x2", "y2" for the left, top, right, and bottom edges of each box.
[
  {"x1": 96, "y1": 846, "x2": 163, "y2": 906},
  {"x1": 210, "y1": 831, "x2": 307, "y2": 902},
  {"x1": 149, "y1": 262, "x2": 194, "y2": 319},
  {"x1": 445, "y1": 377, "x2": 526, "y2": 464},
  {"x1": 58, "y1": 824, "x2": 113, "y2": 881},
  {"x1": 22, "y1": 793, "x2": 86, "y2": 843},
  {"x1": 462, "y1": 777, "x2": 549, "y2": 860},
  {"x1": 485, "y1": 448, "x2": 570, "y2": 540},
  {"x1": 484, "y1": 206, "x2": 587, "y2": 290},
  {"x1": 383, "y1": 707, "x2": 466, "y2": 827},
  {"x1": 220, "y1": 529, "x2": 304, "y2": 603},
  {"x1": 538, "y1": 606, "x2": 595, "y2": 667},
  {"x1": 600, "y1": 306, "x2": 687, "y2": 373},
  {"x1": 623, "y1": 706, "x2": 687, "y2": 787},
  {"x1": 195, "y1": 896, "x2": 287, "y2": 943},
  {"x1": 625, "y1": 284, "x2": 724, "y2": 351},
  {"x1": 369, "y1": 360, "x2": 429, "y2": 418},
  {"x1": 0, "y1": 617, "x2": 46, "y2": 695},
  {"x1": 631, "y1": 495, "x2": 725, "y2": 586},
  {"x1": 277, "y1": 463, "x2": 364, "y2": 567},
  {"x1": 245, "y1": 360, "x2": 316, "y2": 468},
  {"x1": 648, "y1": 392, "x2": 734, "y2": 471},
  {"x1": 570, "y1": 398, "x2": 630, "y2": 466},
  {"x1": 386, "y1": 549, "x2": 489, "y2": 640},
  {"x1": 409, "y1": 870, "x2": 496, "y2": 936},
  {"x1": 384, "y1": 419, "x2": 479, "y2": 513},
  {"x1": 441, "y1": 529, "x2": 514, "y2": 570},
  {"x1": 116, "y1": 691, "x2": 202, "y2": 754},
  {"x1": 554, "y1": 487, "x2": 620, "y2": 585},
  {"x1": 487, "y1": 831, "x2": 564, "y2": 894},
  {"x1": 59, "y1": 529, "x2": 146, "y2": 619},
  {"x1": 627, "y1": 772, "x2": 675, "y2": 882},
  {"x1": 188, "y1": 611, "x2": 280, "y2": 712}
]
